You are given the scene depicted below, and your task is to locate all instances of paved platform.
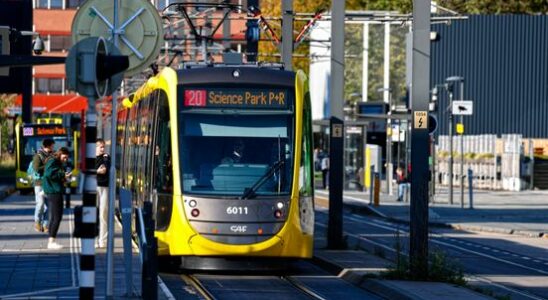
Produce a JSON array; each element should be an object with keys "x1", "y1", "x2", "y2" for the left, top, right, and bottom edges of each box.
[{"x1": 0, "y1": 192, "x2": 143, "y2": 299}]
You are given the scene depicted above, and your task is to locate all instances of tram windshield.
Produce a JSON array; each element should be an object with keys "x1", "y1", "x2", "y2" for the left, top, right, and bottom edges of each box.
[{"x1": 180, "y1": 113, "x2": 294, "y2": 197}]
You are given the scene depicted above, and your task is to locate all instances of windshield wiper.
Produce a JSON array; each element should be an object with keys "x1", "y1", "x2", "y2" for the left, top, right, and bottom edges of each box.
[{"x1": 241, "y1": 160, "x2": 285, "y2": 200}]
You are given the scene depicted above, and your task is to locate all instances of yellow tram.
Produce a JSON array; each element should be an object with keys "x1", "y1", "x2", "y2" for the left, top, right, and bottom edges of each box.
[{"x1": 114, "y1": 65, "x2": 314, "y2": 269}]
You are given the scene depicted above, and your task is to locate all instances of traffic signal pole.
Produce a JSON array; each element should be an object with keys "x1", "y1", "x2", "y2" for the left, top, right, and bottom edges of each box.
[
  {"x1": 327, "y1": 0, "x2": 345, "y2": 249},
  {"x1": 410, "y1": 0, "x2": 431, "y2": 279}
]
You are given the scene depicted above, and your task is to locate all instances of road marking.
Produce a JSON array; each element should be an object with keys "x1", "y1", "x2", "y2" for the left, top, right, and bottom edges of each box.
[
  {"x1": 468, "y1": 275, "x2": 546, "y2": 300},
  {"x1": 344, "y1": 215, "x2": 548, "y2": 276},
  {"x1": 158, "y1": 277, "x2": 176, "y2": 300}
]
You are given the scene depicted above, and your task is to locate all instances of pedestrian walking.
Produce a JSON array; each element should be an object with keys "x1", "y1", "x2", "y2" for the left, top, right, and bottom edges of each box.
[
  {"x1": 42, "y1": 147, "x2": 71, "y2": 250},
  {"x1": 32, "y1": 138, "x2": 55, "y2": 233},
  {"x1": 321, "y1": 152, "x2": 330, "y2": 189},
  {"x1": 95, "y1": 139, "x2": 110, "y2": 248}
]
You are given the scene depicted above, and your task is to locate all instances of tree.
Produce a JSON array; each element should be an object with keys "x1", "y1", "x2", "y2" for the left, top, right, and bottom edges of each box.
[{"x1": 0, "y1": 94, "x2": 16, "y2": 155}]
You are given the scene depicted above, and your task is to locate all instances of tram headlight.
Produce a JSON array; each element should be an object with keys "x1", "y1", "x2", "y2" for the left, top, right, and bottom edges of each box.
[
  {"x1": 276, "y1": 202, "x2": 284, "y2": 209},
  {"x1": 274, "y1": 209, "x2": 283, "y2": 219},
  {"x1": 232, "y1": 69, "x2": 240, "y2": 78},
  {"x1": 188, "y1": 199, "x2": 197, "y2": 207}
]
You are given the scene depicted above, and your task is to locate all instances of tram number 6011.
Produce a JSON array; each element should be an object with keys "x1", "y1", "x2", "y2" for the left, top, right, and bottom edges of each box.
[{"x1": 226, "y1": 206, "x2": 248, "y2": 215}]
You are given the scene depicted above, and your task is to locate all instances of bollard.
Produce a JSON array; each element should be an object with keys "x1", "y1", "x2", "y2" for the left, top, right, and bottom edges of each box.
[
  {"x1": 142, "y1": 202, "x2": 158, "y2": 300},
  {"x1": 369, "y1": 166, "x2": 374, "y2": 205},
  {"x1": 374, "y1": 172, "x2": 380, "y2": 206},
  {"x1": 468, "y1": 168, "x2": 474, "y2": 209}
]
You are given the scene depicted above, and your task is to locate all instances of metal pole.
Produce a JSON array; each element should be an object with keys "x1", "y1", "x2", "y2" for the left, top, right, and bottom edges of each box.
[
  {"x1": 386, "y1": 92, "x2": 393, "y2": 195},
  {"x1": 106, "y1": 0, "x2": 120, "y2": 296},
  {"x1": 327, "y1": 0, "x2": 345, "y2": 249},
  {"x1": 468, "y1": 168, "x2": 474, "y2": 209},
  {"x1": 448, "y1": 90, "x2": 454, "y2": 205},
  {"x1": 281, "y1": 0, "x2": 293, "y2": 70},
  {"x1": 410, "y1": 0, "x2": 431, "y2": 279},
  {"x1": 362, "y1": 22, "x2": 369, "y2": 102},
  {"x1": 460, "y1": 115, "x2": 464, "y2": 208},
  {"x1": 459, "y1": 80, "x2": 464, "y2": 208},
  {"x1": 80, "y1": 97, "x2": 98, "y2": 300}
]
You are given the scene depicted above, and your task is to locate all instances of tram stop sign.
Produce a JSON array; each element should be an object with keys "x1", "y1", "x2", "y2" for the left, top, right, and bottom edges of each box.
[{"x1": 428, "y1": 114, "x2": 438, "y2": 135}]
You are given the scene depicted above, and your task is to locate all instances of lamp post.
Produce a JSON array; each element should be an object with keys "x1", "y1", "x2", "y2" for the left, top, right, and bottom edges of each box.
[
  {"x1": 378, "y1": 87, "x2": 393, "y2": 196},
  {"x1": 445, "y1": 76, "x2": 464, "y2": 206}
]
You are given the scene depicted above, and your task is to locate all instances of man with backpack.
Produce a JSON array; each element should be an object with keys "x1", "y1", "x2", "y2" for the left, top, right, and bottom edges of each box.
[{"x1": 32, "y1": 138, "x2": 55, "y2": 232}]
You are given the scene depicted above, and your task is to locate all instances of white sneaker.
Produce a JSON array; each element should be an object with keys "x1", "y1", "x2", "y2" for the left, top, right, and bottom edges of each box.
[{"x1": 47, "y1": 242, "x2": 63, "y2": 250}]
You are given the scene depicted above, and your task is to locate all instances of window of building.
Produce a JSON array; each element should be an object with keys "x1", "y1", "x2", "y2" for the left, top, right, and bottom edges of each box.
[
  {"x1": 49, "y1": 36, "x2": 72, "y2": 52},
  {"x1": 50, "y1": 0, "x2": 62, "y2": 8},
  {"x1": 35, "y1": 78, "x2": 49, "y2": 93},
  {"x1": 66, "y1": 0, "x2": 85, "y2": 8},
  {"x1": 49, "y1": 78, "x2": 63, "y2": 93},
  {"x1": 34, "y1": 77, "x2": 64, "y2": 94}
]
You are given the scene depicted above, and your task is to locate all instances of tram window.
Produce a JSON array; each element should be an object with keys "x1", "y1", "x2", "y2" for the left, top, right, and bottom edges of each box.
[
  {"x1": 153, "y1": 92, "x2": 172, "y2": 193},
  {"x1": 180, "y1": 114, "x2": 293, "y2": 196}
]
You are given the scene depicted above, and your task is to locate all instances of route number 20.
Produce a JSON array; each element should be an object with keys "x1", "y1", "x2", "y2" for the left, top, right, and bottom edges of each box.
[{"x1": 184, "y1": 90, "x2": 206, "y2": 107}]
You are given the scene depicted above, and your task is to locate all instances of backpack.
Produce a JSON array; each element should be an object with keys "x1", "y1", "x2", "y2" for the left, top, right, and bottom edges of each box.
[{"x1": 26, "y1": 152, "x2": 46, "y2": 184}]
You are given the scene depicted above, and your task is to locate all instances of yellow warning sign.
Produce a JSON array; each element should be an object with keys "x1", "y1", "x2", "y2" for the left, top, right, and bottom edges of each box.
[
  {"x1": 456, "y1": 123, "x2": 464, "y2": 134},
  {"x1": 414, "y1": 111, "x2": 428, "y2": 129}
]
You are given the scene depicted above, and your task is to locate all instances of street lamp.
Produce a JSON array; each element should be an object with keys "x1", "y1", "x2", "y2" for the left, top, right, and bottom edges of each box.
[
  {"x1": 378, "y1": 87, "x2": 393, "y2": 195},
  {"x1": 430, "y1": 84, "x2": 447, "y2": 199},
  {"x1": 445, "y1": 76, "x2": 464, "y2": 206}
]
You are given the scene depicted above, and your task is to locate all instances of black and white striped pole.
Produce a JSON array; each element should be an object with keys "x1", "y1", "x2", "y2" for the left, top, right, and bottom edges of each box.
[
  {"x1": 66, "y1": 37, "x2": 128, "y2": 299},
  {"x1": 80, "y1": 105, "x2": 98, "y2": 298}
]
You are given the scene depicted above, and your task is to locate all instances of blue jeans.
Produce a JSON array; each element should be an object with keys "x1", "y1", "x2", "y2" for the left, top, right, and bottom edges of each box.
[
  {"x1": 398, "y1": 183, "x2": 410, "y2": 201},
  {"x1": 34, "y1": 185, "x2": 48, "y2": 227}
]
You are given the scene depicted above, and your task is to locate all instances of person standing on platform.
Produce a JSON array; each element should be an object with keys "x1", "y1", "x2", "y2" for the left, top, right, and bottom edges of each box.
[
  {"x1": 321, "y1": 152, "x2": 330, "y2": 189},
  {"x1": 32, "y1": 138, "x2": 55, "y2": 233},
  {"x1": 95, "y1": 139, "x2": 110, "y2": 248},
  {"x1": 396, "y1": 166, "x2": 411, "y2": 202},
  {"x1": 43, "y1": 147, "x2": 71, "y2": 249}
]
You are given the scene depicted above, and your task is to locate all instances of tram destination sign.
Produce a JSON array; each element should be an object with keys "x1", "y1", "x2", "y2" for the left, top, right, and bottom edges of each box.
[
  {"x1": 23, "y1": 125, "x2": 67, "y2": 137},
  {"x1": 183, "y1": 88, "x2": 289, "y2": 109}
]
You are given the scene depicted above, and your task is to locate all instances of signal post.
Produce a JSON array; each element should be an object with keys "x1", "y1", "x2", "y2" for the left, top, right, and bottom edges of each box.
[{"x1": 410, "y1": 0, "x2": 431, "y2": 279}]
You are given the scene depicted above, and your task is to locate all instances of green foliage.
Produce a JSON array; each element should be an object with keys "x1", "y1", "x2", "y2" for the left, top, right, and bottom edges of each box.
[
  {"x1": 383, "y1": 230, "x2": 466, "y2": 285},
  {"x1": 0, "y1": 94, "x2": 16, "y2": 156},
  {"x1": 438, "y1": 0, "x2": 548, "y2": 14},
  {"x1": 0, "y1": 154, "x2": 15, "y2": 178}
]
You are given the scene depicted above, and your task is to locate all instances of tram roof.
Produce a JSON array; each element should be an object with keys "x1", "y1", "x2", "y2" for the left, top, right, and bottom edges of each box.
[{"x1": 176, "y1": 65, "x2": 296, "y2": 88}]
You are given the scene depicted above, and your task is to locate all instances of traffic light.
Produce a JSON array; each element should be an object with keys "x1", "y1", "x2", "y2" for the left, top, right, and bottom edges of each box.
[{"x1": 65, "y1": 37, "x2": 128, "y2": 98}]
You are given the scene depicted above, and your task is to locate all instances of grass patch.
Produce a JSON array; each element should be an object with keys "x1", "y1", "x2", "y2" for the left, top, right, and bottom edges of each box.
[{"x1": 382, "y1": 229, "x2": 466, "y2": 285}]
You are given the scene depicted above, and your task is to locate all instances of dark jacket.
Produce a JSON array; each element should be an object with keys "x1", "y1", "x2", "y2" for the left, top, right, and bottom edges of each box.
[
  {"x1": 32, "y1": 149, "x2": 50, "y2": 186},
  {"x1": 96, "y1": 153, "x2": 110, "y2": 187},
  {"x1": 43, "y1": 157, "x2": 66, "y2": 194}
]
